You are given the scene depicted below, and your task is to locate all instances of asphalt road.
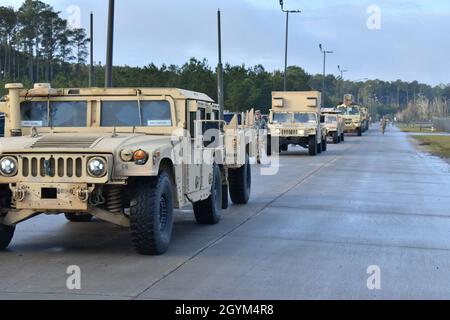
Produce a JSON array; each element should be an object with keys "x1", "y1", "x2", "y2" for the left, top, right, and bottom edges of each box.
[{"x1": 1, "y1": 125, "x2": 450, "y2": 300}]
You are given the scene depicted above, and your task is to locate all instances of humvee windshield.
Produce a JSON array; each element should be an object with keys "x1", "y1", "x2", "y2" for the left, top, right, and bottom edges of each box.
[
  {"x1": 273, "y1": 113, "x2": 292, "y2": 123},
  {"x1": 346, "y1": 107, "x2": 360, "y2": 116},
  {"x1": 101, "y1": 100, "x2": 172, "y2": 127},
  {"x1": 21, "y1": 101, "x2": 87, "y2": 127},
  {"x1": 325, "y1": 115, "x2": 337, "y2": 123},
  {"x1": 294, "y1": 113, "x2": 316, "y2": 124}
]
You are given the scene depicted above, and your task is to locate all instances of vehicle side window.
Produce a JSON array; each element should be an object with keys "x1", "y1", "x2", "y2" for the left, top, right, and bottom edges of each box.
[
  {"x1": 189, "y1": 112, "x2": 197, "y2": 138},
  {"x1": 199, "y1": 108, "x2": 206, "y2": 120}
]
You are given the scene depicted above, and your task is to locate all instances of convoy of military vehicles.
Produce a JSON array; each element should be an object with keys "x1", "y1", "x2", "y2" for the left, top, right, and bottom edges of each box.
[{"x1": 0, "y1": 83, "x2": 369, "y2": 255}]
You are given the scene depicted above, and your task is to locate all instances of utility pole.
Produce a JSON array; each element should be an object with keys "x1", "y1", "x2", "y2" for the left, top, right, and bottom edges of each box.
[
  {"x1": 280, "y1": 0, "x2": 301, "y2": 91},
  {"x1": 89, "y1": 12, "x2": 94, "y2": 87},
  {"x1": 217, "y1": 9, "x2": 224, "y2": 120},
  {"x1": 105, "y1": 0, "x2": 115, "y2": 88},
  {"x1": 337, "y1": 65, "x2": 348, "y2": 102},
  {"x1": 319, "y1": 44, "x2": 333, "y2": 107}
]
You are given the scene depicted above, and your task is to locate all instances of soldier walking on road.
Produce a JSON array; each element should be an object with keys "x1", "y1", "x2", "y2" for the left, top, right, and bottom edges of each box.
[
  {"x1": 381, "y1": 117, "x2": 388, "y2": 135},
  {"x1": 253, "y1": 110, "x2": 268, "y2": 164}
]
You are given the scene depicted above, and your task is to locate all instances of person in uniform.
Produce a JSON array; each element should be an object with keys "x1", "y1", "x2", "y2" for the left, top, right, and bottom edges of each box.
[
  {"x1": 253, "y1": 110, "x2": 267, "y2": 130},
  {"x1": 381, "y1": 116, "x2": 388, "y2": 135},
  {"x1": 253, "y1": 110, "x2": 267, "y2": 164}
]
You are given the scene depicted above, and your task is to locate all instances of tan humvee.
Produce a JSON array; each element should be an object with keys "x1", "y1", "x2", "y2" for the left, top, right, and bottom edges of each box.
[
  {"x1": 321, "y1": 108, "x2": 345, "y2": 144},
  {"x1": 338, "y1": 94, "x2": 364, "y2": 137},
  {"x1": 0, "y1": 83, "x2": 252, "y2": 255},
  {"x1": 267, "y1": 91, "x2": 327, "y2": 156}
]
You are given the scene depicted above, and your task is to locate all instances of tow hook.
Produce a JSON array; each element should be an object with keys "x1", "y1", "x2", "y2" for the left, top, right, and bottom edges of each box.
[
  {"x1": 76, "y1": 188, "x2": 90, "y2": 203},
  {"x1": 11, "y1": 185, "x2": 27, "y2": 202}
]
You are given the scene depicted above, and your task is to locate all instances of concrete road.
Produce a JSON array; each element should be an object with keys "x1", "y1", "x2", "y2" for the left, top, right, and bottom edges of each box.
[{"x1": 1, "y1": 125, "x2": 450, "y2": 300}]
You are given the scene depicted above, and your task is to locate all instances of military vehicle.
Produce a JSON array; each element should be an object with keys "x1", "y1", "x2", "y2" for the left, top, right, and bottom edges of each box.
[
  {"x1": 0, "y1": 83, "x2": 252, "y2": 255},
  {"x1": 267, "y1": 91, "x2": 327, "y2": 156},
  {"x1": 338, "y1": 94, "x2": 364, "y2": 137},
  {"x1": 322, "y1": 108, "x2": 345, "y2": 144}
]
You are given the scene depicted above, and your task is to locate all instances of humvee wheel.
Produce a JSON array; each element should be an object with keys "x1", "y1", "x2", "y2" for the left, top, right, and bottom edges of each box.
[
  {"x1": 130, "y1": 173, "x2": 174, "y2": 255},
  {"x1": 65, "y1": 213, "x2": 93, "y2": 223},
  {"x1": 333, "y1": 132, "x2": 339, "y2": 144},
  {"x1": 0, "y1": 223, "x2": 15, "y2": 250},
  {"x1": 309, "y1": 136, "x2": 318, "y2": 156},
  {"x1": 358, "y1": 128, "x2": 363, "y2": 137},
  {"x1": 341, "y1": 133, "x2": 345, "y2": 142},
  {"x1": 194, "y1": 164, "x2": 222, "y2": 225},
  {"x1": 228, "y1": 155, "x2": 251, "y2": 205}
]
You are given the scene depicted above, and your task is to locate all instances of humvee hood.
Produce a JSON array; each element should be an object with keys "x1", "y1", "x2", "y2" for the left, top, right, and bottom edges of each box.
[{"x1": 0, "y1": 133, "x2": 173, "y2": 154}]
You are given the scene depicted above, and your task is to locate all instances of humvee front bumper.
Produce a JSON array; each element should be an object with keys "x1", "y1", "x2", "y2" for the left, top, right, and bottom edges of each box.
[
  {"x1": 11, "y1": 183, "x2": 93, "y2": 211},
  {"x1": 344, "y1": 123, "x2": 361, "y2": 132}
]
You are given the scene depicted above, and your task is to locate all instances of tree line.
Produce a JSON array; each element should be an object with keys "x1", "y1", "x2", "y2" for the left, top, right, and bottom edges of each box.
[{"x1": 1, "y1": 0, "x2": 449, "y2": 121}]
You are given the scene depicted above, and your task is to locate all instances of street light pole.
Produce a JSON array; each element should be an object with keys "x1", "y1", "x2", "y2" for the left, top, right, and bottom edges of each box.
[
  {"x1": 89, "y1": 12, "x2": 94, "y2": 87},
  {"x1": 217, "y1": 9, "x2": 224, "y2": 120},
  {"x1": 319, "y1": 44, "x2": 333, "y2": 107},
  {"x1": 280, "y1": 0, "x2": 301, "y2": 91}
]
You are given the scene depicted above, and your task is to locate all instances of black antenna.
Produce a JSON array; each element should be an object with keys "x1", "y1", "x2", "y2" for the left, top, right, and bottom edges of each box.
[{"x1": 105, "y1": 0, "x2": 115, "y2": 88}]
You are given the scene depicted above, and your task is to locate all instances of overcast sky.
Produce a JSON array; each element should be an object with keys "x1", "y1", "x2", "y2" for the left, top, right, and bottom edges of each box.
[{"x1": 4, "y1": 0, "x2": 450, "y2": 85}]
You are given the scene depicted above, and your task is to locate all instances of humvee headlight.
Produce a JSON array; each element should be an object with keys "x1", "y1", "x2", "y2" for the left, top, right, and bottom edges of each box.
[
  {"x1": 0, "y1": 157, "x2": 18, "y2": 177},
  {"x1": 87, "y1": 157, "x2": 107, "y2": 177},
  {"x1": 298, "y1": 130, "x2": 305, "y2": 136},
  {"x1": 274, "y1": 129, "x2": 281, "y2": 135},
  {"x1": 133, "y1": 150, "x2": 149, "y2": 165}
]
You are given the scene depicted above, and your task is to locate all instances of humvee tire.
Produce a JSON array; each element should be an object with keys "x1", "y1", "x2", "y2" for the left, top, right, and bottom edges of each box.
[
  {"x1": 130, "y1": 173, "x2": 174, "y2": 255},
  {"x1": 65, "y1": 213, "x2": 93, "y2": 223},
  {"x1": 341, "y1": 133, "x2": 345, "y2": 142},
  {"x1": 0, "y1": 224, "x2": 14, "y2": 250},
  {"x1": 228, "y1": 155, "x2": 251, "y2": 205},
  {"x1": 194, "y1": 164, "x2": 222, "y2": 225},
  {"x1": 333, "y1": 132, "x2": 339, "y2": 144},
  {"x1": 309, "y1": 135, "x2": 318, "y2": 156},
  {"x1": 322, "y1": 138, "x2": 327, "y2": 152},
  {"x1": 222, "y1": 184, "x2": 229, "y2": 210},
  {"x1": 358, "y1": 128, "x2": 363, "y2": 136}
]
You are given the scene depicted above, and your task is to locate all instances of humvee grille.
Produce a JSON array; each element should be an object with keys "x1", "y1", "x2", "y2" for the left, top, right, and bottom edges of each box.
[
  {"x1": 31, "y1": 136, "x2": 100, "y2": 149},
  {"x1": 281, "y1": 129, "x2": 299, "y2": 136},
  {"x1": 21, "y1": 155, "x2": 84, "y2": 178}
]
